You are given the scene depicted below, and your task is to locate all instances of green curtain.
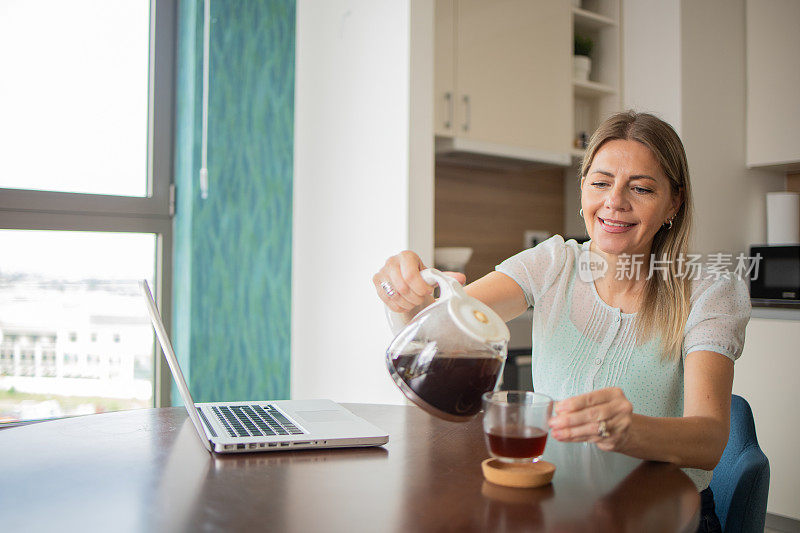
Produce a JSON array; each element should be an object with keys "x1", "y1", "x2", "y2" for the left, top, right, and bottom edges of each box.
[{"x1": 173, "y1": 0, "x2": 295, "y2": 402}]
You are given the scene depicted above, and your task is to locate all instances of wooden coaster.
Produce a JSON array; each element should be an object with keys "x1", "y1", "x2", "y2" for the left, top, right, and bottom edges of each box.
[{"x1": 481, "y1": 458, "x2": 555, "y2": 488}]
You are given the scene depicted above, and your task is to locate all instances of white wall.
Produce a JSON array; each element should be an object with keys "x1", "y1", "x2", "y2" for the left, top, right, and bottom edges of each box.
[
  {"x1": 292, "y1": 0, "x2": 434, "y2": 404},
  {"x1": 680, "y1": 0, "x2": 783, "y2": 256},
  {"x1": 409, "y1": 2, "x2": 435, "y2": 267},
  {"x1": 622, "y1": 0, "x2": 682, "y2": 134},
  {"x1": 621, "y1": 0, "x2": 783, "y2": 257}
]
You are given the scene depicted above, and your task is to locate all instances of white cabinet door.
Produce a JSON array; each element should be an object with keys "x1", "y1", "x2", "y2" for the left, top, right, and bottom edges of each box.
[
  {"x1": 435, "y1": 0, "x2": 571, "y2": 156},
  {"x1": 734, "y1": 317, "x2": 800, "y2": 520},
  {"x1": 457, "y1": 0, "x2": 571, "y2": 152},
  {"x1": 746, "y1": 0, "x2": 800, "y2": 169}
]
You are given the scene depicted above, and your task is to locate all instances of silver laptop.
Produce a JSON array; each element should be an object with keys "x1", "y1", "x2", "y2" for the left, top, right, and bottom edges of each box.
[{"x1": 140, "y1": 280, "x2": 389, "y2": 454}]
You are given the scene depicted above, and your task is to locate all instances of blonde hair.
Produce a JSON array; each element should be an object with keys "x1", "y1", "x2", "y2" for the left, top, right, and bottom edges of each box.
[{"x1": 580, "y1": 111, "x2": 693, "y2": 361}]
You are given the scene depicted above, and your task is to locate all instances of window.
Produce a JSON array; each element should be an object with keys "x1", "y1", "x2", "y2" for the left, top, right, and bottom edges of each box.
[
  {"x1": 0, "y1": 0, "x2": 176, "y2": 426},
  {"x1": 1, "y1": 1, "x2": 149, "y2": 196}
]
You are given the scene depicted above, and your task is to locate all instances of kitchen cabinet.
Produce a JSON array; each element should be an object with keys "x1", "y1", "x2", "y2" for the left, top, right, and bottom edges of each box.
[
  {"x1": 734, "y1": 316, "x2": 800, "y2": 520},
  {"x1": 745, "y1": 0, "x2": 800, "y2": 170},
  {"x1": 434, "y1": 0, "x2": 572, "y2": 163},
  {"x1": 434, "y1": 0, "x2": 621, "y2": 165}
]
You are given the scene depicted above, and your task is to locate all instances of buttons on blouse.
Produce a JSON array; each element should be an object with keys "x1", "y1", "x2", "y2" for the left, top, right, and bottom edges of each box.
[
  {"x1": 594, "y1": 358, "x2": 602, "y2": 366},
  {"x1": 614, "y1": 316, "x2": 621, "y2": 323}
]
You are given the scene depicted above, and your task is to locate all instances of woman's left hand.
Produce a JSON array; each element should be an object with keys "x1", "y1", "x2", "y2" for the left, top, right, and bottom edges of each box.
[{"x1": 548, "y1": 387, "x2": 634, "y2": 452}]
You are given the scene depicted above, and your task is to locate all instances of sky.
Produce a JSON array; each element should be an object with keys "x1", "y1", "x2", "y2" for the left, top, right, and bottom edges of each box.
[
  {"x1": 0, "y1": 1, "x2": 155, "y2": 280},
  {"x1": 0, "y1": 230, "x2": 156, "y2": 280},
  {"x1": 0, "y1": 0, "x2": 150, "y2": 197}
]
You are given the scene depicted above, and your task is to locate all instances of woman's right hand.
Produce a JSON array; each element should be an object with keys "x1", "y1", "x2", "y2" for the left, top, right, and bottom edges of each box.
[{"x1": 372, "y1": 251, "x2": 466, "y2": 313}]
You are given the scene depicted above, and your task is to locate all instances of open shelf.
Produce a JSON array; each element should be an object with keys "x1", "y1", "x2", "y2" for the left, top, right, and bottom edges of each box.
[
  {"x1": 571, "y1": 0, "x2": 621, "y2": 149},
  {"x1": 573, "y1": 79, "x2": 617, "y2": 98},
  {"x1": 572, "y1": 7, "x2": 617, "y2": 31}
]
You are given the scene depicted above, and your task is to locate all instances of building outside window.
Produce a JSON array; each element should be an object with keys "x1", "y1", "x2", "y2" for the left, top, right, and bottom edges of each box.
[{"x1": 0, "y1": 0, "x2": 175, "y2": 425}]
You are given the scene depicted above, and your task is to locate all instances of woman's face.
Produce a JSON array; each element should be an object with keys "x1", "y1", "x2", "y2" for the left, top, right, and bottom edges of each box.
[{"x1": 581, "y1": 139, "x2": 682, "y2": 259}]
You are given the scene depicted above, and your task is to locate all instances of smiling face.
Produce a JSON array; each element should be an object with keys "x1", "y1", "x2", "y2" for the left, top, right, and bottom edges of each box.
[{"x1": 581, "y1": 139, "x2": 682, "y2": 259}]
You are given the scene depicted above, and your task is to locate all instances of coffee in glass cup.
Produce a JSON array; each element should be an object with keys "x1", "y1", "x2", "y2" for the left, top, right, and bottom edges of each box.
[{"x1": 482, "y1": 391, "x2": 553, "y2": 463}]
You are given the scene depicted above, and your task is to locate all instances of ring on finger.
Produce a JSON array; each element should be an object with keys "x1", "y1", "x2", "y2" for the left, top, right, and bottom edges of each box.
[
  {"x1": 597, "y1": 419, "x2": 610, "y2": 438},
  {"x1": 380, "y1": 281, "x2": 397, "y2": 298}
]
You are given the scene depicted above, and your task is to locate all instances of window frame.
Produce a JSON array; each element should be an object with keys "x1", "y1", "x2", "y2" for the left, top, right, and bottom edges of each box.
[{"x1": 0, "y1": 0, "x2": 177, "y2": 408}]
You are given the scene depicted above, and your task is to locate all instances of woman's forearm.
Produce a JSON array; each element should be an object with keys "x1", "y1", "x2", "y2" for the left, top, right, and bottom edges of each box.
[{"x1": 618, "y1": 414, "x2": 728, "y2": 471}]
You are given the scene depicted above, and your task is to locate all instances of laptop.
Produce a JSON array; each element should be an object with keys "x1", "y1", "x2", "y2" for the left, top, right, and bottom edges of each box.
[{"x1": 140, "y1": 280, "x2": 389, "y2": 454}]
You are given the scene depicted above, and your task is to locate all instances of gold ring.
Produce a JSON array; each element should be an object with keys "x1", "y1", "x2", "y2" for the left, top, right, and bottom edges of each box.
[{"x1": 598, "y1": 420, "x2": 610, "y2": 438}]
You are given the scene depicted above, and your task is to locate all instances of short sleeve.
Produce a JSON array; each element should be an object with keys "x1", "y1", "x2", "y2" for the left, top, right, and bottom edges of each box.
[
  {"x1": 683, "y1": 274, "x2": 751, "y2": 361},
  {"x1": 495, "y1": 235, "x2": 570, "y2": 308}
]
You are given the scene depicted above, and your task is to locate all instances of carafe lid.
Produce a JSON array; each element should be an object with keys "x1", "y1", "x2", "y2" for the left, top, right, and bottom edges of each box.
[
  {"x1": 420, "y1": 269, "x2": 509, "y2": 345},
  {"x1": 448, "y1": 294, "x2": 509, "y2": 344}
]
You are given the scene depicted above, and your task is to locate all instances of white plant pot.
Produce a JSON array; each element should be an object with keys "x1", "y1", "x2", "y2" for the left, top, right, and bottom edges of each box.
[{"x1": 573, "y1": 55, "x2": 591, "y2": 81}]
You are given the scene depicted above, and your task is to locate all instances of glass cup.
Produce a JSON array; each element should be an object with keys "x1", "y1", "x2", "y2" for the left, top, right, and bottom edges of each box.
[{"x1": 482, "y1": 391, "x2": 554, "y2": 463}]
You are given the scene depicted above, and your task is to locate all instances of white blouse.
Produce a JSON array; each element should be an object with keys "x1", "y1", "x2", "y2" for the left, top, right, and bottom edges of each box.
[{"x1": 496, "y1": 235, "x2": 751, "y2": 490}]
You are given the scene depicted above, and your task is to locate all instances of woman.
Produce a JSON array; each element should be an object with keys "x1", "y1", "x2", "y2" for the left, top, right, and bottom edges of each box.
[{"x1": 373, "y1": 111, "x2": 749, "y2": 532}]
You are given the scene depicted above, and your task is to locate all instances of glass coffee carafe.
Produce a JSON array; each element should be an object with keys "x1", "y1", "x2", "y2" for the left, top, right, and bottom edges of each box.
[{"x1": 385, "y1": 269, "x2": 510, "y2": 422}]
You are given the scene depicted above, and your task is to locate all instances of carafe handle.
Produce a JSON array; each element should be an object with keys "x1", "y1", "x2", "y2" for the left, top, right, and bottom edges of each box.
[
  {"x1": 420, "y1": 268, "x2": 465, "y2": 301},
  {"x1": 384, "y1": 268, "x2": 464, "y2": 335}
]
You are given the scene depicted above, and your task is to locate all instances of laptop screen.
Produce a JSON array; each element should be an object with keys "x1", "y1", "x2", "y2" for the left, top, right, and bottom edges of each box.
[{"x1": 140, "y1": 280, "x2": 213, "y2": 453}]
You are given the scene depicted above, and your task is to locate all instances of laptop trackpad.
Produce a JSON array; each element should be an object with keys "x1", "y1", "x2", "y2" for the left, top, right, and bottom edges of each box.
[{"x1": 296, "y1": 410, "x2": 352, "y2": 423}]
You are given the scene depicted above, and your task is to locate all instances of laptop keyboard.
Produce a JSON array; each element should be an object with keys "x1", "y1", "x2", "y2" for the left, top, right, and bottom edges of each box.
[{"x1": 211, "y1": 404, "x2": 304, "y2": 438}]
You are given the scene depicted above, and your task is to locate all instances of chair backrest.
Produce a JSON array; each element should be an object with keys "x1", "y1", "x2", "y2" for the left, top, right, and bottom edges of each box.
[{"x1": 709, "y1": 394, "x2": 770, "y2": 533}]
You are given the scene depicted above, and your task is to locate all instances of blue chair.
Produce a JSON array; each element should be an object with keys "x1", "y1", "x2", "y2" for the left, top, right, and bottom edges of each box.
[{"x1": 710, "y1": 395, "x2": 770, "y2": 533}]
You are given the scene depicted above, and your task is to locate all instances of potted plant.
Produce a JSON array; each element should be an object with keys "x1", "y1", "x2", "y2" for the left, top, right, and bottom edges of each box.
[{"x1": 574, "y1": 34, "x2": 594, "y2": 81}]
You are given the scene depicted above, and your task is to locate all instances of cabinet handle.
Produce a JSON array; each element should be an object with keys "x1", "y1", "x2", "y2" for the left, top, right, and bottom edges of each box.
[
  {"x1": 462, "y1": 95, "x2": 470, "y2": 132},
  {"x1": 444, "y1": 92, "x2": 453, "y2": 129}
]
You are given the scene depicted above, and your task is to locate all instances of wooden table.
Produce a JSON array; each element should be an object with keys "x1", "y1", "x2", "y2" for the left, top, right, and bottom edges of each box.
[{"x1": 0, "y1": 404, "x2": 699, "y2": 532}]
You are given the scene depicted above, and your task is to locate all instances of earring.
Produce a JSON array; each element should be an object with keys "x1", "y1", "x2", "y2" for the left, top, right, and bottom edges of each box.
[
  {"x1": 665, "y1": 216, "x2": 674, "y2": 230},
  {"x1": 579, "y1": 208, "x2": 584, "y2": 218}
]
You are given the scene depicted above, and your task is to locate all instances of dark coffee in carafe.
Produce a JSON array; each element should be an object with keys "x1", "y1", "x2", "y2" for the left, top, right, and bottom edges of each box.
[
  {"x1": 387, "y1": 352, "x2": 504, "y2": 421},
  {"x1": 383, "y1": 268, "x2": 510, "y2": 422}
]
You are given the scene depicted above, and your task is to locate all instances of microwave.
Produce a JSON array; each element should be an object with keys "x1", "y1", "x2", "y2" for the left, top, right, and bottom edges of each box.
[{"x1": 749, "y1": 245, "x2": 800, "y2": 307}]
